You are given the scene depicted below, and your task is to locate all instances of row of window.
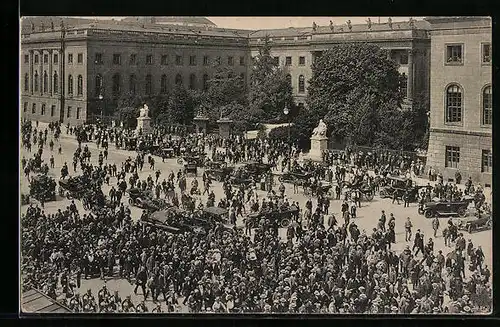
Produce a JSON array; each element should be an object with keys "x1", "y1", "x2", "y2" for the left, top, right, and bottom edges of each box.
[
  {"x1": 445, "y1": 84, "x2": 492, "y2": 125},
  {"x1": 24, "y1": 52, "x2": 85, "y2": 65},
  {"x1": 98, "y1": 72, "x2": 246, "y2": 96},
  {"x1": 445, "y1": 43, "x2": 491, "y2": 65},
  {"x1": 272, "y1": 56, "x2": 306, "y2": 66},
  {"x1": 445, "y1": 146, "x2": 492, "y2": 173},
  {"x1": 24, "y1": 72, "x2": 84, "y2": 96},
  {"x1": 23, "y1": 102, "x2": 82, "y2": 119},
  {"x1": 99, "y1": 53, "x2": 246, "y2": 67},
  {"x1": 285, "y1": 74, "x2": 306, "y2": 93}
]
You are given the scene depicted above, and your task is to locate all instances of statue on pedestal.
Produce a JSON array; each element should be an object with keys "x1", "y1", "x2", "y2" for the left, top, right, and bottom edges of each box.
[
  {"x1": 312, "y1": 119, "x2": 327, "y2": 137},
  {"x1": 139, "y1": 104, "x2": 149, "y2": 118}
]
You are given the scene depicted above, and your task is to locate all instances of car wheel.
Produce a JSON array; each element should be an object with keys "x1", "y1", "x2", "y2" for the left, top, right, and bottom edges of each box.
[
  {"x1": 279, "y1": 176, "x2": 284, "y2": 182},
  {"x1": 458, "y1": 208, "x2": 467, "y2": 217},
  {"x1": 365, "y1": 191, "x2": 374, "y2": 201},
  {"x1": 424, "y1": 210, "x2": 434, "y2": 218},
  {"x1": 177, "y1": 158, "x2": 183, "y2": 165},
  {"x1": 128, "y1": 198, "x2": 133, "y2": 205},
  {"x1": 418, "y1": 207, "x2": 424, "y2": 215},
  {"x1": 281, "y1": 218, "x2": 291, "y2": 228}
]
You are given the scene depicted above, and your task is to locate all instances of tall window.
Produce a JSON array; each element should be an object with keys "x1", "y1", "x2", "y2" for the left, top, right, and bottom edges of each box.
[
  {"x1": 203, "y1": 56, "x2": 209, "y2": 66},
  {"x1": 481, "y1": 150, "x2": 492, "y2": 173},
  {"x1": 43, "y1": 71, "x2": 48, "y2": 93},
  {"x1": 130, "y1": 54, "x2": 137, "y2": 65},
  {"x1": 239, "y1": 56, "x2": 245, "y2": 66},
  {"x1": 189, "y1": 74, "x2": 196, "y2": 90},
  {"x1": 68, "y1": 75, "x2": 73, "y2": 95},
  {"x1": 285, "y1": 56, "x2": 292, "y2": 66},
  {"x1": 34, "y1": 71, "x2": 39, "y2": 92},
  {"x1": 161, "y1": 55, "x2": 168, "y2": 65},
  {"x1": 228, "y1": 56, "x2": 234, "y2": 66},
  {"x1": 95, "y1": 74, "x2": 103, "y2": 96},
  {"x1": 482, "y1": 85, "x2": 492, "y2": 125},
  {"x1": 95, "y1": 53, "x2": 103, "y2": 65},
  {"x1": 113, "y1": 54, "x2": 121, "y2": 65},
  {"x1": 24, "y1": 102, "x2": 28, "y2": 113},
  {"x1": 41, "y1": 104, "x2": 46, "y2": 115},
  {"x1": 24, "y1": 73, "x2": 29, "y2": 92},
  {"x1": 53, "y1": 53, "x2": 58, "y2": 64},
  {"x1": 146, "y1": 55, "x2": 153, "y2": 65},
  {"x1": 67, "y1": 106, "x2": 71, "y2": 118},
  {"x1": 145, "y1": 74, "x2": 152, "y2": 95},
  {"x1": 445, "y1": 146, "x2": 460, "y2": 168},
  {"x1": 446, "y1": 44, "x2": 463, "y2": 64},
  {"x1": 299, "y1": 56, "x2": 306, "y2": 66},
  {"x1": 24, "y1": 55, "x2": 29, "y2": 64},
  {"x1": 202, "y1": 74, "x2": 209, "y2": 91},
  {"x1": 77, "y1": 75, "x2": 83, "y2": 95},
  {"x1": 76, "y1": 107, "x2": 81, "y2": 120},
  {"x1": 161, "y1": 74, "x2": 168, "y2": 94},
  {"x1": 77, "y1": 53, "x2": 83, "y2": 64},
  {"x1": 51, "y1": 105, "x2": 55, "y2": 117},
  {"x1": 482, "y1": 43, "x2": 491, "y2": 64},
  {"x1": 68, "y1": 53, "x2": 73, "y2": 64},
  {"x1": 298, "y1": 75, "x2": 305, "y2": 93},
  {"x1": 43, "y1": 54, "x2": 48, "y2": 64},
  {"x1": 129, "y1": 74, "x2": 136, "y2": 93},
  {"x1": 53, "y1": 71, "x2": 58, "y2": 93},
  {"x1": 176, "y1": 55, "x2": 183, "y2": 66},
  {"x1": 32, "y1": 103, "x2": 36, "y2": 114},
  {"x1": 175, "y1": 74, "x2": 183, "y2": 86},
  {"x1": 189, "y1": 55, "x2": 196, "y2": 66},
  {"x1": 34, "y1": 54, "x2": 39, "y2": 64},
  {"x1": 112, "y1": 74, "x2": 121, "y2": 96},
  {"x1": 445, "y1": 84, "x2": 462, "y2": 123}
]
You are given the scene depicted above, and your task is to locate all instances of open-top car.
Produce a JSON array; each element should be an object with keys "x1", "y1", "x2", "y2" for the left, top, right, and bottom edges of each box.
[
  {"x1": 204, "y1": 161, "x2": 234, "y2": 182},
  {"x1": 30, "y1": 174, "x2": 57, "y2": 202},
  {"x1": 127, "y1": 188, "x2": 168, "y2": 211},
  {"x1": 241, "y1": 161, "x2": 272, "y2": 178},
  {"x1": 420, "y1": 198, "x2": 473, "y2": 218},
  {"x1": 279, "y1": 170, "x2": 312, "y2": 185},
  {"x1": 247, "y1": 205, "x2": 299, "y2": 228},
  {"x1": 378, "y1": 176, "x2": 412, "y2": 198},
  {"x1": 457, "y1": 214, "x2": 492, "y2": 234},
  {"x1": 177, "y1": 152, "x2": 206, "y2": 166},
  {"x1": 58, "y1": 176, "x2": 90, "y2": 199}
]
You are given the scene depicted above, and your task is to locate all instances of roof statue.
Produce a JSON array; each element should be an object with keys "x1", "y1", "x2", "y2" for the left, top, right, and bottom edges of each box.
[
  {"x1": 366, "y1": 18, "x2": 372, "y2": 29},
  {"x1": 41, "y1": 22, "x2": 45, "y2": 31},
  {"x1": 388, "y1": 17, "x2": 393, "y2": 29},
  {"x1": 51, "y1": 20, "x2": 55, "y2": 31},
  {"x1": 329, "y1": 20, "x2": 334, "y2": 32},
  {"x1": 346, "y1": 20, "x2": 352, "y2": 31},
  {"x1": 409, "y1": 17, "x2": 415, "y2": 29},
  {"x1": 31, "y1": 22, "x2": 35, "y2": 31},
  {"x1": 312, "y1": 21, "x2": 317, "y2": 32},
  {"x1": 312, "y1": 119, "x2": 327, "y2": 137}
]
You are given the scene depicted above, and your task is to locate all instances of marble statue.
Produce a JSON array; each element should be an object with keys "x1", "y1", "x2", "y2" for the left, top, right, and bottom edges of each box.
[
  {"x1": 139, "y1": 104, "x2": 149, "y2": 117},
  {"x1": 312, "y1": 119, "x2": 327, "y2": 137}
]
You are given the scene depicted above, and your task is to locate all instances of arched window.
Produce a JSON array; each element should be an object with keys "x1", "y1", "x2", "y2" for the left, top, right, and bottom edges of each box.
[
  {"x1": 482, "y1": 85, "x2": 492, "y2": 125},
  {"x1": 145, "y1": 74, "x2": 152, "y2": 95},
  {"x1": 189, "y1": 73, "x2": 196, "y2": 90},
  {"x1": 175, "y1": 74, "x2": 183, "y2": 86},
  {"x1": 129, "y1": 74, "x2": 136, "y2": 93},
  {"x1": 24, "y1": 73, "x2": 29, "y2": 92},
  {"x1": 202, "y1": 74, "x2": 209, "y2": 91},
  {"x1": 95, "y1": 74, "x2": 103, "y2": 96},
  {"x1": 34, "y1": 71, "x2": 39, "y2": 92},
  {"x1": 43, "y1": 71, "x2": 48, "y2": 93},
  {"x1": 77, "y1": 75, "x2": 83, "y2": 95},
  {"x1": 112, "y1": 73, "x2": 121, "y2": 96},
  {"x1": 68, "y1": 75, "x2": 73, "y2": 94},
  {"x1": 445, "y1": 84, "x2": 462, "y2": 123},
  {"x1": 298, "y1": 75, "x2": 305, "y2": 93},
  {"x1": 53, "y1": 71, "x2": 58, "y2": 94},
  {"x1": 400, "y1": 73, "x2": 407, "y2": 96},
  {"x1": 160, "y1": 74, "x2": 167, "y2": 94}
]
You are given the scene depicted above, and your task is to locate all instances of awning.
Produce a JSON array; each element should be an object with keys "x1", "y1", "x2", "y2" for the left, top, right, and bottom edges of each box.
[{"x1": 21, "y1": 288, "x2": 73, "y2": 314}]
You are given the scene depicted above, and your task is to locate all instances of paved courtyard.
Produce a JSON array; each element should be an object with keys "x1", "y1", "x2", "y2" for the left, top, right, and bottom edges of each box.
[{"x1": 20, "y1": 129, "x2": 493, "y2": 312}]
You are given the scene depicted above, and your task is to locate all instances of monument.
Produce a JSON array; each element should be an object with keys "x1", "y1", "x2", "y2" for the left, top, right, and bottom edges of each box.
[
  {"x1": 308, "y1": 119, "x2": 328, "y2": 162},
  {"x1": 193, "y1": 108, "x2": 209, "y2": 134},
  {"x1": 136, "y1": 104, "x2": 152, "y2": 136}
]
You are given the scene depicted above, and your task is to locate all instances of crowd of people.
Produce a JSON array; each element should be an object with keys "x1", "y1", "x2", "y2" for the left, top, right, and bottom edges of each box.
[{"x1": 20, "y1": 120, "x2": 492, "y2": 314}]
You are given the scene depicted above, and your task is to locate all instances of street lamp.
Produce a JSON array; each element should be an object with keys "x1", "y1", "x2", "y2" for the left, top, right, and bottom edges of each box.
[
  {"x1": 283, "y1": 106, "x2": 291, "y2": 171},
  {"x1": 98, "y1": 94, "x2": 103, "y2": 125}
]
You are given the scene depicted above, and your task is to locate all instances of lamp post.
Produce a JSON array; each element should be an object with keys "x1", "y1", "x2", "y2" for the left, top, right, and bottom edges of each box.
[
  {"x1": 283, "y1": 106, "x2": 291, "y2": 171},
  {"x1": 98, "y1": 94, "x2": 104, "y2": 125}
]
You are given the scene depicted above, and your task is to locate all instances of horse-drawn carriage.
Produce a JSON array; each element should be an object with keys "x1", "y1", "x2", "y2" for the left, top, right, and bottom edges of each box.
[
  {"x1": 304, "y1": 180, "x2": 335, "y2": 198},
  {"x1": 123, "y1": 137, "x2": 137, "y2": 151},
  {"x1": 278, "y1": 170, "x2": 312, "y2": 185},
  {"x1": 246, "y1": 205, "x2": 299, "y2": 228},
  {"x1": 30, "y1": 174, "x2": 57, "y2": 202},
  {"x1": 340, "y1": 177, "x2": 375, "y2": 202},
  {"x1": 241, "y1": 161, "x2": 272, "y2": 179}
]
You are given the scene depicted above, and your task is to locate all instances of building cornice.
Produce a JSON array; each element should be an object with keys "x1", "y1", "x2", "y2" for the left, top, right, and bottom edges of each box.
[{"x1": 430, "y1": 127, "x2": 491, "y2": 138}]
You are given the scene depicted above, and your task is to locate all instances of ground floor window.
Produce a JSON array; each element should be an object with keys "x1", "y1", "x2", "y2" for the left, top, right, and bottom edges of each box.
[
  {"x1": 76, "y1": 107, "x2": 81, "y2": 120},
  {"x1": 481, "y1": 150, "x2": 492, "y2": 173},
  {"x1": 32, "y1": 103, "x2": 36, "y2": 114},
  {"x1": 445, "y1": 146, "x2": 460, "y2": 168},
  {"x1": 67, "y1": 106, "x2": 71, "y2": 118},
  {"x1": 51, "y1": 105, "x2": 55, "y2": 117},
  {"x1": 41, "y1": 104, "x2": 46, "y2": 115},
  {"x1": 24, "y1": 102, "x2": 28, "y2": 112}
]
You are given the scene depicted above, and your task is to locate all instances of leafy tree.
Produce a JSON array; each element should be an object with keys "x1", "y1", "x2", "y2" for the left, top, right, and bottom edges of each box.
[
  {"x1": 115, "y1": 107, "x2": 139, "y2": 129},
  {"x1": 204, "y1": 67, "x2": 246, "y2": 110},
  {"x1": 249, "y1": 35, "x2": 295, "y2": 122}
]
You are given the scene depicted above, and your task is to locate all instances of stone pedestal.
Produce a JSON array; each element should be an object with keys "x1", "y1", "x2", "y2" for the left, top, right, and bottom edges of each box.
[
  {"x1": 136, "y1": 116, "x2": 152, "y2": 136},
  {"x1": 308, "y1": 135, "x2": 328, "y2": 162},
  {"x1": 193, "y1": 116, "x2": 209, "y2": 134},
  {"x1": 217, "y1": 118, "x2": 233, "y2": 139}
]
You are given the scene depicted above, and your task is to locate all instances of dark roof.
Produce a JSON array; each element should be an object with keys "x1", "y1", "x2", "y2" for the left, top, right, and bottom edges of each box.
[
  {"x1": 21, "y1": 289, "x2": 73, "y2": 313},
  {"x1": 121, "y1": 16, "x2": 216, "y2": 26}
]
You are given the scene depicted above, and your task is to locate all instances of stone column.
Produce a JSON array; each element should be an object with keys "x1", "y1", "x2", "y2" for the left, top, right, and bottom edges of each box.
[
  {"x1": 48, "y1": 49, "x2": 52, "y2": 95},
  {"x1": 407, "y1": 49, "x2": 414, "y2": 102},
  {"x1": 39, "y1": 50, "x2": 43, "y2": 95},
  {"x1": 30, "y1": 50, "x2": 34, "y2": 94}
]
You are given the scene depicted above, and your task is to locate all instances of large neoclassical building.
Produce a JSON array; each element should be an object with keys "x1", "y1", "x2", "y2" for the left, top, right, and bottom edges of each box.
[{"x1": 20, "y1": 16, "x2": 430, "y2": 125}]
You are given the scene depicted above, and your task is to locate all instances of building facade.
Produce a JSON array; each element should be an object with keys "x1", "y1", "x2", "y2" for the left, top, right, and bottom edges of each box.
[
  {"x1": 425, "y1": 17, "x2": 492, "y2": 185},
  {"x1": 20, "y1": 17, "x2": 432, "y2": 125}
]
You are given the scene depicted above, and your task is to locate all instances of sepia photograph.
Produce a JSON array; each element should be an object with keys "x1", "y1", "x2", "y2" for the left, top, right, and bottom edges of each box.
[{"x1": 19, "y1": 16, "x2": 492, "y2": 314}]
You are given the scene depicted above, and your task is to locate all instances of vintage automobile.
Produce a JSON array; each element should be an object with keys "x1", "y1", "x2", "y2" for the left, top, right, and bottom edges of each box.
[
  {"x1": 127, "y1": 188, "x2": 168, "y2": 211},
  {"x1": 183, "y1": 160, "x2": 198, "y2": 176},
  {"x1": 278, "y1": 170, "x2": 312, "y2": 185},
  {"x1": 177, "y1": 153, "x2": 206, "y2": 167},
  {"x1": 141, "y1": 208, "x2": 185, "y2": 234},
  {"x1": 241, "y1": 161, "x2": 272, "y2": 178},
  {"x1": 123, "y1": 137, "x2": 137, "y2": 151},
  {"x1": 159, "y1": 147, "x2": 175, "y2": 159},
  {"x1": 457, "y1": 215, "x2": 492, "y2": 234},
  {"x1": 58, "y1": 176, "x2": 90, "y2": 199},
  {"x1": 378, "y1": 176, "x2": 412, "y2": 198},
  {"x1": 420, "y1": 199, "x2": 473, "y2": 218},
  {"x1": 30, "y1": 174, "x2": 57, "y2": 202},
  {"x1": 205, "y1": 161, "x2": 234, "y2": 182},
  {"x1": 247, "y1": 205, "x2": 299, "y2": 228}
]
